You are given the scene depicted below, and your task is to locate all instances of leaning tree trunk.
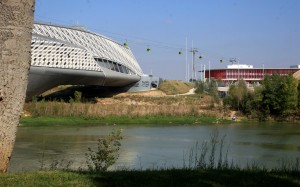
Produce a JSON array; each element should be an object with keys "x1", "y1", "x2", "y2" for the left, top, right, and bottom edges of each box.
[{"x1": 0, "y1": 0, "x2": 35, "y2": 172}]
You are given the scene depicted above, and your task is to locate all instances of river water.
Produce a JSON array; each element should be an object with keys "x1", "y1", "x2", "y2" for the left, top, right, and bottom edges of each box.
[{"x1": 9, "y1": 123, "x2": 300, "y2": 172}]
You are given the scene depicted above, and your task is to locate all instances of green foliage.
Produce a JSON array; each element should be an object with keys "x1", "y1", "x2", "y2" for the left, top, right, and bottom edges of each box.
[
  {"x1": 86, "y1": 129, "x2": 123, "y2": 172},
  {"x1": 74, "y1": 91, "x2": 82, "y2": 102},
  {"x1": 223, "y1": 80, "x2": 248, "y2": 112},
  {"x1": 194, "y1": 80, "x2": 205, "y2": 94},
  {"x1": 224, "y1": 75, "x2": 299, "y2": 120},
  {"x1": 261, "y1": 75, "x2": 298, "y2": 117},
  {"x1": 207, "y1": 79, "x2": 217, "y2": 95},
  {"x1": 68, "y1": 91, "x2": 82, "y2": 103},
  {"x1": 298, "y1": 80, "x2": 300, "y2": 109},
  {"x1": 69, "y1": 97, "x2": 75, "y2": 103},
  {"x1": 0, "y1": 171, "x2": 95, "y2": 187},
  {"x1": 248, "y1": 86, "x2": 265, "y2": 120},
  {"x1": 29, "y1": 96, "x2": 39, "y2": 117},
  {"x1": 240, "y1": 91, "x2": 254, "y2": 115},
  {"x1": 207, "y1": 79, "x2": 220, "y2": 105}
]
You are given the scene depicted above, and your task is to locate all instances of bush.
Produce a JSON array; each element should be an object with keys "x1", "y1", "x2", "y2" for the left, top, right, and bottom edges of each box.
[
  {"x1": 86, "y1": 129, "x2": 123, "y2": 172},
  {"x1": 195, "y1": 81, "x2": 205, "y2": 94},
  {"x1": 207, "y1": 80, "x2": 220, "y2": 106},
  {"x1": 74, "y1": 91, "x2": 82, "y2": 103}
]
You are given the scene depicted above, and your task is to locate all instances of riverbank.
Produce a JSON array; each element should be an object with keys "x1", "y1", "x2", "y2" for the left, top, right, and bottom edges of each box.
[
  {"x1": 23, "y1": 85, "x2": 243, "y2": 124},
  {"x1": 1, "y1": 169, "x2": 299, "y2": 186},
  {"x1": 22, "y1": 80, "x2": 300, "y2": 124},
  {"x1": 20, "y1": 115, "x2": 233, "y2": 126},
  {"x1": 23, "y1": 80, "x2": 231, "y2": 119}
]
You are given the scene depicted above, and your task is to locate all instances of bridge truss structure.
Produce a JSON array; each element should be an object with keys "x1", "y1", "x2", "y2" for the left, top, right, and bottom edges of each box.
[{"x1": 27, "y1": 23, "x2": 143, "y2": 99}]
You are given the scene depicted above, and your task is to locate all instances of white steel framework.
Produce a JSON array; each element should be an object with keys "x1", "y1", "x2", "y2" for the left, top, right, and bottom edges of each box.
[
  {"x1": 31, "y1": 22, "x2": 143, "y2": 75},
  {"x1": 26, "y1": 23, "x2": 143, "y2": 99}
]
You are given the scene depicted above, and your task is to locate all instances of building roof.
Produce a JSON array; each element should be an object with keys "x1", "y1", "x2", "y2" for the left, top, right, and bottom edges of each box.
[{"x1": 206, "y1": 68, "x2": 300, "y2": 71}]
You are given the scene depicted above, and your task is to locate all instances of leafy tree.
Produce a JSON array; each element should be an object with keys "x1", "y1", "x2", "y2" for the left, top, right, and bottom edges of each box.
[
  {"x1": 249, "y1": 86, "x2": 264, "y2": 119},
  {"x1": 283, "y1": 76, "x2": 299, "y2": 115},
  {"x1": 0, "y1": 0, "x2": 35, "y2": 172},
  {"x1": 261, "y1": 75, "x2": 298, "y2": 117},
  {"x1": 240, "y1": 91, "x2": 254, "y2": 115},
  {"x1": 223, "y1": 75, "x2": 298, "y2": 120},
  {"x1": 224, "y1": 80, "x2": 248, "y2": 111}
]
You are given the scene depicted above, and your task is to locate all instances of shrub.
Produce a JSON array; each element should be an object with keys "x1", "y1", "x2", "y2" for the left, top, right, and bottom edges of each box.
[
  {"x1": 195, "y1": 81, "x2": 205, "y2": 94},
  {"x1": 74, "y1": 91, "x2": 82, "y2": 103},
  {"x1": 86, "y1": 129, "x2": 123, "y2": 172}
]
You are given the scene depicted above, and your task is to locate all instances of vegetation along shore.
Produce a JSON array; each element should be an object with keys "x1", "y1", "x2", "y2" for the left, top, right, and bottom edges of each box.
[{"x1": 21, "y1": 77, "x2": 300, "y2": 125}]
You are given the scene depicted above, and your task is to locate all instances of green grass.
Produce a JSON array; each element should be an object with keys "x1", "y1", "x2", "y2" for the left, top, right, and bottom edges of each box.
[
  {"x1": 1, "y1": 169, "x2": 299, "y2": 187},
  {"x1": 20, "y1": 115, "x2": 231, "y2": 127},
  {"x1": 0, "y1": 171, "x2": 94, "y2": 187}
]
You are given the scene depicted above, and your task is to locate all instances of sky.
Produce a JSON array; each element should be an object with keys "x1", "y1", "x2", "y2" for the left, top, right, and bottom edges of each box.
[{"x1": 34, "y1": 0, "x2": 300, "y2": 81}]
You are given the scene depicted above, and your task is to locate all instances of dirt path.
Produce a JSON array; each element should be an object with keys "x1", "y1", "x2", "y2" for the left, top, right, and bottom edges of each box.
[
  {"x1": 116, "y1": 89, "x2": 167, "y2": 97},
  {"x1": 178, "y1": 88, "x2": 195, "y2": 95},
  {"x1": 116, "y1": 88, "x2": 196, "y2": 97}
]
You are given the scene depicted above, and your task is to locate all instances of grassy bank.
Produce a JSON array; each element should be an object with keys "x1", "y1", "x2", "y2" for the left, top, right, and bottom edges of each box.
[
  {"x1": 21, "y1": 80, "x2": 239, "y2": 124},
  {"x1": 159, "y1": 80, "x2": 193, "y2": 95},
  {"x1": 20, "y1": 115, "x2": 230, "y2": 126},
  {"x1": 24, "y1": 94, "x2": 222, "y2": 117},
  {"x1": 1, "y1": 169, "x2": 299, "y2": 187}
]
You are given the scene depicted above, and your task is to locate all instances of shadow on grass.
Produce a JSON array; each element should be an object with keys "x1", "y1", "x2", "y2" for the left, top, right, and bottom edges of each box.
[
  {"x1": 83, "y1": 169, "x2": 300, "y2": 187},
  {"x1": 1, "y1": 169, "x2": 299, "y2": 187},
  {"x1": 39, "y1": 85, "x2": 126, "y2": 102}
]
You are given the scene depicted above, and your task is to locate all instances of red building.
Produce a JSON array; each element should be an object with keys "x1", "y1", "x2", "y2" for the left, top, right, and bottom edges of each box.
[{"x1": 205, "y1": 64, "x2": 299, "y2": 83}]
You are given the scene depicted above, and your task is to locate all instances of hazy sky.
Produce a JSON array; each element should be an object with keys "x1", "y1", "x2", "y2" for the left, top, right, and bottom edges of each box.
[{"x1": 35, "y1": 0, "x2": 300, "y2": 80}]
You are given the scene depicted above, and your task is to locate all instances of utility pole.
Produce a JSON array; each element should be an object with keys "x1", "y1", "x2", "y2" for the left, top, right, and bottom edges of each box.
[
  {"x1": 203, "y1": 64, "x2": 206, "y2": 81},
  {"x1": 190, "y1": 47, "x2": 198, "y2": 81},
  {"x1": 198, "y1": 64, "x2": 205, "y2": 81},
  {"x1": 185, "y1": 37, "x2": 188, "y2": 82}
]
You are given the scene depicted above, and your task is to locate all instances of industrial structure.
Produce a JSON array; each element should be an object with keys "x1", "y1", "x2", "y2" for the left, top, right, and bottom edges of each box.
[{"x1": 26, "y1": 23, "x2": 157, "y2": 100}]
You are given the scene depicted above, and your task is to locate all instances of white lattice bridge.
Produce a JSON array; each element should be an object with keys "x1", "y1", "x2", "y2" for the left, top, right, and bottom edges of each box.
[{"x1": 26, "y1": 23, "x2": 143, "y2": 100}]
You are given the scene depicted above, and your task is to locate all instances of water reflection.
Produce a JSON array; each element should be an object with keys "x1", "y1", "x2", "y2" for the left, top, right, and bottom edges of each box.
[{"x1": 9, "y1": 123, "x2": 300, "y2": 172}]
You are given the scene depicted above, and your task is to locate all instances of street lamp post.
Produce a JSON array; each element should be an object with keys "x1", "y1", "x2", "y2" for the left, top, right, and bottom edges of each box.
[
  {"x1": 185, "y1": 37, "x2": 188, "y2": 82},
  {"x1": 199, "y1": 63, "x2": 202, "y2": 81}
]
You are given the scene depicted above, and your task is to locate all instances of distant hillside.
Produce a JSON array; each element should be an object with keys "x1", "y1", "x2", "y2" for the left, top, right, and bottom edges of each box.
[
  {"x1": 293, "y1": 70, "x2": 300, "y2": 80},
  {"x1": 158, "y1": 80, "x2": 193, "y2": 95}
]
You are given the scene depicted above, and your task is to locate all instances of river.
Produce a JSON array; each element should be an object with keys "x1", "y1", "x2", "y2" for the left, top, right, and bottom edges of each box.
[{"x1": 8, "y1": 123, "x2": 300, "y2": 172}]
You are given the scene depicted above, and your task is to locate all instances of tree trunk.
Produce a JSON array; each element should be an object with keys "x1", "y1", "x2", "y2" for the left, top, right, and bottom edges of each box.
[{"x1": 0, "y1": 0, "x2": 35, "y2": 172}]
